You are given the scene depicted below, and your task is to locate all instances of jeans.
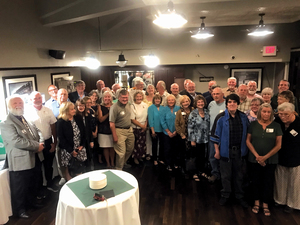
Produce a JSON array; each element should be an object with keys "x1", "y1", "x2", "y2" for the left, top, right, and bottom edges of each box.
[{"x1": 209, "y1": 140, "x2": 220, "y2": 179}]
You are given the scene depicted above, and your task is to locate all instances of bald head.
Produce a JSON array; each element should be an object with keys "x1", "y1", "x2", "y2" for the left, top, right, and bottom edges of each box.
[
  {"x1": 57, "y1": 88, "x2": 68, "y2": 105},
  {"x1": 237, "y1": 84, "x2": 248, "y2": 100},
  {"x1": 170, "y1": 83, "x2": 179, "y2": 96},
  {"x1": 48, "y1": 85, "x2": 58, "y2": 100},
  {"x1": 208, "y1": 80, "x2": 217, "y2": 93},
  {"x1": 96, "y1": 80, "x2": 105, "y2": 91}
]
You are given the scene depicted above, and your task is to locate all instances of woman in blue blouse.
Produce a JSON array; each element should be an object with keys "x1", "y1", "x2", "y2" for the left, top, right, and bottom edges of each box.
[
  {"x1": 160, "y1": 94, "x2": 180, "y2": 171},
  {"x1": 188, "y1": 95, "x2": 210, "y2": 181},
  {"x1": 148, "y1": 94, "x2": 164, "y2": 166}
]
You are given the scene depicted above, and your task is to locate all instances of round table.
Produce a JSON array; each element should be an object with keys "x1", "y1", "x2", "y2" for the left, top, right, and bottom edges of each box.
[{"x1": 55, "y1": 170, "x2": 140, "y2": 225}]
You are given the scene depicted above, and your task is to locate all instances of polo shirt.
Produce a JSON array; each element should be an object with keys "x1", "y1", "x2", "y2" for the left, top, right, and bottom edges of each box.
[{"x1": 109, "y1": 101, "x2": 132, "y2": 128}]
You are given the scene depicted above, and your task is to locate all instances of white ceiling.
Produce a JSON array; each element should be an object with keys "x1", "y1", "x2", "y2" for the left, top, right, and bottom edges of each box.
[{"x1": 35, "y1": 0, "x2": 300, "y2": 28}]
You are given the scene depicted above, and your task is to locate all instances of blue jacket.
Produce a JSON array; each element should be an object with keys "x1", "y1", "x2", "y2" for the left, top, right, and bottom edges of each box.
[
  {"x1": 148, "y1": 104, "x2": 163, "y2": 132},
  {"x1": 160, "y1": 105, "x2": 180, "y2": 135},
  {"x1": 210, "y1": 109, "x2": 249, "y2": 158}
]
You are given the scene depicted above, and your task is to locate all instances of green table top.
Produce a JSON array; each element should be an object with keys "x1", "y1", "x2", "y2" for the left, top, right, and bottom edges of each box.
[{"x1": 66, "y1": 170, "x2": 135, "y2": 207}]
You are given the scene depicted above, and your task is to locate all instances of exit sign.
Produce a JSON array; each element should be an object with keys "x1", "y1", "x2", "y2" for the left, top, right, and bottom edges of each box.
[{"x1": 263, "y1": 46, "x2": 277, "y2": 56}]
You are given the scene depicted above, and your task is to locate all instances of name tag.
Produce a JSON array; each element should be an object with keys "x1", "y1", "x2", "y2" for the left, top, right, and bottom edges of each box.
[
  {"x1": 266, "y1": 128, "x2": 274, "y2": 133},
  {"x1": 120, "y1": 111, "x2": 125, "y2": 116},
  {"x1": 181, "y1": 112, "x2": 186, "y2": 116},
  {"x1": 175, "y1": 112, "x2": 177, "y2": 115},
  {"x1": 290, "y1": 129, "x2": 298, "y2": 137},
  {"x1": 219, "y1": 110, "x2": 224, "y2": 113}
]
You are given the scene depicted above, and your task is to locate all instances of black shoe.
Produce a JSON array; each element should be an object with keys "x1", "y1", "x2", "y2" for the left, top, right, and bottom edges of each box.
[
  {"x1": 47, "y1": 184, "x2": 59, "y2": 193},
  {"x1": 31, "y1": 202, "x2": 45, "y2": 209},
  {"x1": 219, "y1": 197, "x2": 229, "y2": 206},
  {"x1": 19, "y1": 212, "x2": 30, "y2": 219},
  {"x1": 237, "y1": 198, "x2": 249, "y2": 208},
  {"x1": 284, "y1": 206, "x2": 293, "y2": 213}
]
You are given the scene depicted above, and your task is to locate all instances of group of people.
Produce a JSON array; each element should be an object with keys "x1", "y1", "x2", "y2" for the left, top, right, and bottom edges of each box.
[{"x1": 1, "y1": 76, "x2": 299, "y2": 219}]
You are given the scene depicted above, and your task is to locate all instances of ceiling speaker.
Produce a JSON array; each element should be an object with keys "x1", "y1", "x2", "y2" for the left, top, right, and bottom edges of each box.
[{"x1": 49, "y1": 49, "x2": 66, "y2": 59}]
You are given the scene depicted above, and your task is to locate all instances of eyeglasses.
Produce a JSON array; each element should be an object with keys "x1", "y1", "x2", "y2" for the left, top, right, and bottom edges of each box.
[
  {"x1": 48, "y1": 88, "x2": 57, "y2": 92},
  {"x1": 278, "y1": 113, "x2": 291, "y2": 118}
]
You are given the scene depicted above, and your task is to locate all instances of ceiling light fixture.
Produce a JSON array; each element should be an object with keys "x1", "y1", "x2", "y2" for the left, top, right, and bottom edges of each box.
[
  {"x1": 153, "y1": 1, "x2": 187, "y2": 29},
  {"x1": 191, "y1": 17, "x2": 214, "y2": 39},
  {"x1": 144, "y1": 53, "x2": 160, "y2": 68},
  {"x1": 84, "y1": 56, "x2": 100, "y2": 70},
  {"x1": 248, "y1": 13, "x2": 274, "y2": 37},
  {"x1": 116, "y1": 52, "x2": 128, "y2": 67}
]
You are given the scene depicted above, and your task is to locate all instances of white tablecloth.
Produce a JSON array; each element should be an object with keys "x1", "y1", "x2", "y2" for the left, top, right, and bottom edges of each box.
[
  {"x1": 0, "y1": 169, "x2": 12, "y2": 225},
  {"x1": 55, "y1": 170, "x2": 140, "y2": 225}
]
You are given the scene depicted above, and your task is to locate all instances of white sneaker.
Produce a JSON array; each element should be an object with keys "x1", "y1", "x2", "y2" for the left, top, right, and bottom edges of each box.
[{"x1": 59, "y1": 178, "x2": 66, "y2": 186}]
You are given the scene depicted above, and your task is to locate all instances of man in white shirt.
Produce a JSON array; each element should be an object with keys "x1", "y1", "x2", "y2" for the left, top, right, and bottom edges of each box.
[
  {"x1": 156, "y1": 80, "x2": 169, "y2": 105},
  {"x1": 163, "y1": 83, "x2": 182, "y2": 106},
  {"x1": 26, "y1": 92, "x2": 58, "y2": 192},
  {"x1": 207, "y1": 87, "x2": 226, "y2": 183}
]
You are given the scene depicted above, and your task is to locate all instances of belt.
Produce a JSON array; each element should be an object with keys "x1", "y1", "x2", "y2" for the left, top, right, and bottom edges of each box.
[
  {"x1": 229, "y1": 146, "x2": 240, "y2": 150},
  {"x1": 116, "y1": 127, "x2": 130, "y2": 129}
]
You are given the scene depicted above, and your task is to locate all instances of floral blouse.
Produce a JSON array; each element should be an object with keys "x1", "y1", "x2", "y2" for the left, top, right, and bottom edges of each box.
[{"x1": 187, "y1": 108, "x2": 210, "y2": 144}]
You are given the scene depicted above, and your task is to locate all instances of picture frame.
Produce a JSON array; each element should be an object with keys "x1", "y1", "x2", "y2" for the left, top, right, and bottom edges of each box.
[
  {"x1": 51, "y1": 72, "x2": 70, "y2": 86},
  {"x1": 231, "y1": 68, "x2": 262, "y2": 91},
  {"x1": 2, "y1": 75, "x2": 37, "y2": 99}
]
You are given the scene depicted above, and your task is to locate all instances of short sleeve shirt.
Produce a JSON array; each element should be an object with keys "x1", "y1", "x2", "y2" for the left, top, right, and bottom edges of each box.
[
  {"x1": 109, "y1": 101, "x2": 132, "y2": 128},
  {"x1": 247, "y1": 120, "x2": 283, "y2": 164}
]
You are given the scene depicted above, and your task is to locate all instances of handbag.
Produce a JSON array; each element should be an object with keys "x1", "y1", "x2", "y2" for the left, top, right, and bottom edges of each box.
[{"x1": 68, "y1": 156, "x2": 85, "y2": 177}]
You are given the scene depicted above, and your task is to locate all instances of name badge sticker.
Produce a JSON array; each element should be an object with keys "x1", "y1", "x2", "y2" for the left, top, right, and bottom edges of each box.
[
  {"x1": 290, "y1": 129, "x2": 298, "y2": 137},
  {"x1": 266, "y1": 128, "x2": 274, "y2": 133},
  {"x1": 181, "y1": 112, "x2": 186, "y2": 116},
  {"x1": 219, "y1": 110, "x2": 224, "y2": 113},
  {"x1": 120, "y1": 111, "x2": 125, "y2": 116}
]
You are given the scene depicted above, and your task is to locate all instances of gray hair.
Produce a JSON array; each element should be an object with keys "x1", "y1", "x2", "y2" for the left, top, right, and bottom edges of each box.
[
  {"x1": 277, "y1": 102, "x2": 295, "y2": 112},
  {"x1": 261, "y1": 87, "x2": 274, "y2": 97},
  {"x1": 257, "y1": 103, "x2": 274, "y2": 121},
  {"x1": 7, "y1": 95, "x2": 23, "y2": 111},
  {"x1": 170, "y1": 83, "x2": 179, "y2": 89},
  {"x1": 29, "y1": 91, "x2": 41, "y2": 99},
  {"x1": 133, "y1": 77, "x2": 144, "y2": 87},
  {"x1": 101, "y1": 91, "x2": 113, "y2": 104},
  {"x1": 157, "y1": 81, "x2": 166, "y2": 90},
  {"x1": 228, "y1": 77, "x2": 237, "y2": 82}
]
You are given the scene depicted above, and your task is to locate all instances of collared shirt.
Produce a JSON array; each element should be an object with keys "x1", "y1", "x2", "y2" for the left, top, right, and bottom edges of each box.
[
  {"x1": 128, "y1": 88, "x2": 146, "y2": 104},
  {"x1": 238, "y1": 97, "x2": 251, "y2": 113},
  {"x1": 130, "y1": 102, "x2": 148, "y2": 129},
  {"x1": 160, "y1": 91, "x2": 170, "y2": 106},
  {"x1": 148, "y1": 104, "x2": 163, "y2": 132},
  {"x1": 48, "y1": 100, "x2": 60, "y2": 118},
  {"x1": 229, "y1": 111, "x2": 243, "y2": 148},
  {"x1": 45, "y1": 97, "x2": 57, "y2": 108},
  {"x1": 25, "y1": 105, "x2": 56, "y2": 140},
  {"x1": 247, "y1": 93, "x2": 262, "y2": 100},
  {"x1": 109, "y1": 101, "x2": 132, "y2": 128},
  {"x1": 221, "y1": 87, "x2": 238, "y2": 97},
  {"x1": 162, "y1": 94, "x2": 183, "y2": 106}
]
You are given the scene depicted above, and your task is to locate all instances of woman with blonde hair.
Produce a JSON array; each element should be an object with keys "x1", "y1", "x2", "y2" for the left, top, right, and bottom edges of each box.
[
  {"x1": 246, "y1": 103, "x2": 282, "y2": 216},
  {"x1": 57, "y1": 102, "x2": 87, "y2": 180},
  {"x1": 97, "y1": 91, "x2": 115, "y2": 168},
  {"x1": 160, "y1": 94, "x2": 180, "y2": 171},
  {"x1": 175, "y1": 95, "x2": 193, "y2": 170},
  {"x1": 131, "y1": 90, "x2": 148, "y2": 164}
]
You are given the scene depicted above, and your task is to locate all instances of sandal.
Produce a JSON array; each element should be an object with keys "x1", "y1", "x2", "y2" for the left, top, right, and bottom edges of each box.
[
  {"x1": 193, "y1": 174, "x2": 200, "y2": 181},
  {"x1": 263, "y1": 207, "x2": 271, "y2": 216},
  {"x1": 252, "y1": 205, "x2": 260, "y2": 214}
]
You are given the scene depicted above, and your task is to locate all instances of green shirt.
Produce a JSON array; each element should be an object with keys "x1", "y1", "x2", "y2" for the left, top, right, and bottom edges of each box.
[
  {"x1": 247, "y1": 120, "x2": 282, "y2": 164},
  {"x1": 109, "y1": 101, "x2": 132, "y2": 128}
]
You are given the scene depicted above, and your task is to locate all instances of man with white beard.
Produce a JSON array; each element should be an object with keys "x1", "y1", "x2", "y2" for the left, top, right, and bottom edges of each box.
[
  {"x1": 0, "y1": 96, "x2": 44, "y2": 219},
  {"x1": 247, "y1": 81, "x2": 262, "y2": 100}
]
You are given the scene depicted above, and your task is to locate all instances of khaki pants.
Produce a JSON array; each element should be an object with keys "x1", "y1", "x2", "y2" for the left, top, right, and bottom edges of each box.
[{"x1": 114, "y1": 128, "x2": 135, "y2": 170}]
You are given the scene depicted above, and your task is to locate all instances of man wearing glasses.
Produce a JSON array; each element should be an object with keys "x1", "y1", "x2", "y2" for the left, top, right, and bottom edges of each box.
[{"x1": 45, "y1": 85, "x2": 58, "y2": 108}]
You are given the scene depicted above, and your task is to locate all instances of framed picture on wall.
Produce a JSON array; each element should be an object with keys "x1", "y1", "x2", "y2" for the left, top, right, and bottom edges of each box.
[
  {"x1": 231, "y1": 68, "x2": 262, "y2": 91},
  {"x1": 51, "y1": 72, "x2": 70, "y2": 85},
  {"x1": 2, "y1": 75, "x2": 37, "y2": 99},
  {"x1": 2, "y1": 75, "x2": 37, "y2": 113}
]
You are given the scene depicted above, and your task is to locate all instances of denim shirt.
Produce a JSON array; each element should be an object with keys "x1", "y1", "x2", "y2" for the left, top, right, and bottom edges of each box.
[
  {"x1": 160, "y1": 105, "x2": 180, "y2": 135},
  {"x1": 187, "y1": 108, "x2": 210, "y2": 144}
]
